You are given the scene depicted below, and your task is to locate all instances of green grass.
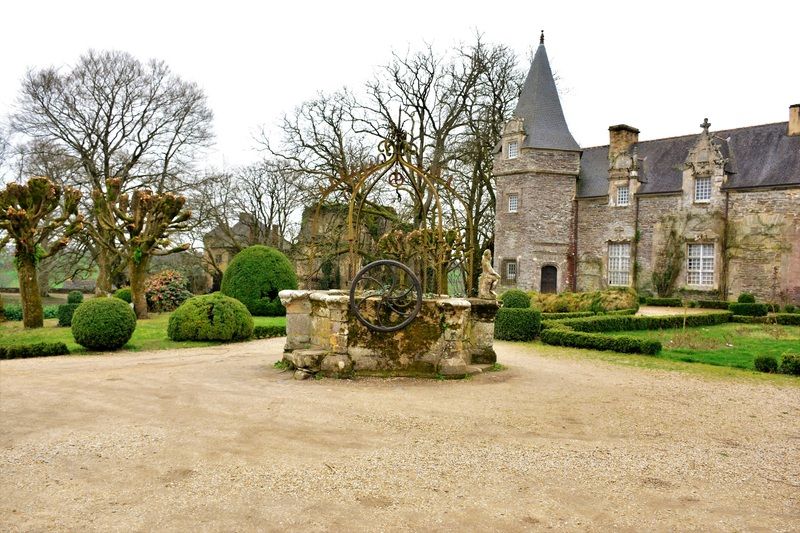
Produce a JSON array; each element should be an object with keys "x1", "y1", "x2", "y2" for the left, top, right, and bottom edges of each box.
[
  {"x1": 605, "y1": 323, "x2": 799, "y2": 370},
  {"x1": 0, "y1": 313, "x2": 286, "y2": 355}
]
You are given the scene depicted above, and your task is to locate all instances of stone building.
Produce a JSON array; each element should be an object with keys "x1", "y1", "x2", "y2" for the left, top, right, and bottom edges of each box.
[{"x1": 494, "y1": 34, "x2": 800, "y2": 303}]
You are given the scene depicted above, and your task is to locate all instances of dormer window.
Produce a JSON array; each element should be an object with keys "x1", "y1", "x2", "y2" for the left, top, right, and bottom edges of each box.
[
  {"x1": 508, "y1": 194, "x2": 518, "y2": 213},
  {"x1": 507, "y1": 141, "x2": 519, "y2": 159},
  {"x1": 694, "y1": 177, "x2": 711, "y2": 202},
  {"x1": 616, "y1": 185, "x2": 629, "y2": 206}
]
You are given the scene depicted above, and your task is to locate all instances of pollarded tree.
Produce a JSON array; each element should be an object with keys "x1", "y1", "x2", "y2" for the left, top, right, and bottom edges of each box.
[
  {"x1": 0, "y1": 177, "x2": 83, "y2": 328},
  {"x1": 99, "y1": 179, "x2": 191, "y2": 319}
]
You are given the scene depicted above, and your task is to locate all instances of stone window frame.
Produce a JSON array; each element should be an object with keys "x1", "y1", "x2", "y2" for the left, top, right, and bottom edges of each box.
[
  {"x1": 616, "y1": 184, "x2": 630, "y2": 207},
  {"x1": 607, "y1": 241, "x2": 631, "y2": 286},
  {"x1": 687, "y1": 242, "x2": 715, "y2": 286},
  {"x1": 502, "y1": 259, "x2": 517, "y2": 283},
  {"x1": 507, "y1": 141, "x2": 519, "y2": 159},
  {"x1": 508, "y1": 193, "x2": 519, "y2": 213},
  {"x1": 694, "y1": 176, "x2": 712, "y2": 203}
]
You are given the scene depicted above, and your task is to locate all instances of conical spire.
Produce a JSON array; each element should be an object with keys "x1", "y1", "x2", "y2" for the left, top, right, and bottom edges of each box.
[{"x1": 514, "y1": 38, "x2": 580, "y2": 151}]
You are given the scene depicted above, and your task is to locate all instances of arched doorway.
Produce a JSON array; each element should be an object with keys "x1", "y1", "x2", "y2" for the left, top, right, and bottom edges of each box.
[{"x1": 541, "y1": 265, "x2": 557, "y2": 293}]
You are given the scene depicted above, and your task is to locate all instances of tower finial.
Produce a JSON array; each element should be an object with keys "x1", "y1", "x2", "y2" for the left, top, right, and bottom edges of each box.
[
  {"x1": 700, "y1": 117, "x2": 711, "y2": 134},
  {"x1": 540, "y1": 30, "x2": 545, "y2": 45}
]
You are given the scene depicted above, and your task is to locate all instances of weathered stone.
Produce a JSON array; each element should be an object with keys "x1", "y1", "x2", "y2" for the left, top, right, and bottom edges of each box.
[
  {"x1": 294, "y1": 369, "x2": 312, "y2": 380},
  {"x1": 286, "y1": 349, "x2": 327, "y2": 370},
  {"x1": 320, "y1": 354, "x2": 353, "y2": 375},
  {"x1": 438, "y1": 357, "x2": 468, "y2": 376}
]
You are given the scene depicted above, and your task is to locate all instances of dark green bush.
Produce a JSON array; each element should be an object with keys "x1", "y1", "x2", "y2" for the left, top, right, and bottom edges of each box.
[
  {"x1": 494, "y1": 308, "x2": 541, "y2": 341},
  {"x1": 540, "y1": 311, "x2": 595, "y2": 320},
  {"x1": 1, "y1": 304, "x2": 58, "y2": 321},
  {"x1": 168, "y1": 293, "x2": 253, "y2": 342},
  {"x1": 57, "y1": 303, "x2": 80, "y2": 327},
  {"x1": 775, "y1": 313, "x2": 800, "y2": 326},
  {"x1": 221, "y1": 246, "x2": 297, "y2": 316},
  {"x1": 0, "y1": 294, "x2": 4, "y2": 322},
  {"x1": 728, "y1": 303, "x2": 768, "y2": 317},
  {"x1": 784, "y1": 304, "x2": 796, "y2": 313},
  {"x1": 114, "y1": 287, "x2": 132, "y2": 303},
  {"x1": 145, "y1": 270, "x2": 192, "y2": 313},
  {"x1": 500, "y1": 289, "x2": 531, "y2": 309},
  {"x1": 753, "y1": 354, "x2": 778, "y2": 373},
  {"x1": 606, "y1": 308, "x2": 638, "y2": 316},
  {"x1": 646, "y1": 297, "x2": 683, "y2": 307},
  {"x1": 737, "y1": 293, "x2": 756, "y2": 303},
  {"x1": 67, "y1": 290, "x2": 84, "y2": 304},
  {"x1": 697, "y1": 300, "x2": 730, "y2": 309},
  {"x1": 0, "y1": 342, "x2": 70, "y2": 360},
  {"x1": 71, "y1": 297, "x2": 137, "y2": 351},
  {"x1": 546, "y1": 311, "x2": 732, "y2": 333},
  {"x1": 731, "y1": 315, "x2": 770, "y2": 324},
  {"x1": 779, "y1": 353, "x2": 800, "y2": 375},
  {"x1": 252, "y1": 325, "x2": 287, "y2": 339},
  {"x1": 540, "y1": 328, "x2": 662, "y2": 355}
]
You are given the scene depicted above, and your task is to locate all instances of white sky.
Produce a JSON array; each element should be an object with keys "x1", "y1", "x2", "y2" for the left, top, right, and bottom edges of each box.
[{"x1": 1, "y1": 0, "x2": 798, "y2": 169}]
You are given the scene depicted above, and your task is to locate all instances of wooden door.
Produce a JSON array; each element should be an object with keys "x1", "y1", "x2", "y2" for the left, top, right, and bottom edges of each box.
[{"x1": 541, "y1": 265, "x2": 557, "y2": 293}]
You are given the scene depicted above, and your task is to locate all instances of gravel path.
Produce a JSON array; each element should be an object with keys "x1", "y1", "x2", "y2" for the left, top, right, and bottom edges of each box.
[{"x1": 1, "y1": 339, "x2": 798, "y2": 532}]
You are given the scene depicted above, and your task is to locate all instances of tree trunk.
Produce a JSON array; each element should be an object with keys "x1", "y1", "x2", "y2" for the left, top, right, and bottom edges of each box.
[
  {"x1": 95, "y1": 250, "x2": 114, "y2": 295},
  {"x1": 130, "y1": 259, "x2": 150, "y2": 319},
  {"x1": 17, "y1": 256, "x2": 44, "y2": 328}
]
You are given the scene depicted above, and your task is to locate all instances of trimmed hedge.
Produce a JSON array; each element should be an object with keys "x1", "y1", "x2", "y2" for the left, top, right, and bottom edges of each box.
[
  {"x1": 494, "y1": 308, "x2": 541, "y2": 341},
  {"x1": 252, "y1": 325, "x2": 287, "y2": 339},
  {"x1": 221, "y1": 246, "x2": 298, "y2": 316},
  {"x1": 697, "y1": 300, "x2": 730, "y2": 309},
  {"x1": 606, "y1": 308, "x2": 638, "y2": 316},
  {"x1": 168, "y1": 293, "x2": 254, "y2": 342},
  {"x1": 540, "y1": 328, "x2": 662, "y2": 355},
  {"x1": 728, "y1": 303, "x2": 768, "y2": 317},
  {"x1": 57, "y1": 303, "x2": 80, "y2": 327},
  {"x1": 71, "y1": 298, "x2": 137, "y2": 351},
  {"x1": 646, "y1": 297, "x2": 683, "y2": 307},
  {"x1": 500, "y1": 289, "x2": 531, "y2": 309},
  {"x1": 540, "y1": 311, "x2": 595, "y2": 320},
  {"x1": 114, "y1": 287, "x2": 132, "y2": 303},
  {"x1": 754, "y1": 354, "x2": 778, "y2": 373},
  {"x1": 2, "y1": 304, "x2": 59, "y2": 321},
  {"x1": 731, "y1": 315, "x2": 770, "y2": 324},
  {"x1": 544, "y1": 311, "x2": 732, "y2": 333},
  {"x1": 775, "y1": 313, "x2": 800, "y2": 326},
  {"x1": 0, "y1": 342, "x2": 70, "y2": 360},
  {"x1": 737, "y1": 293, "x2": 756, "y2": 303},
  {"x1": 780, "y1": 353, "x2": 800, "y2": 375},
  {"x1": 67, "y1": 291, "x2": 84, "y2": 304}
]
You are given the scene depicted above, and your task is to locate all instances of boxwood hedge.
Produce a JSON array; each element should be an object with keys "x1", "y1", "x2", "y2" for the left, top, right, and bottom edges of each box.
[
  {"x1": 71, "y1": 297, "x2": 137, "y2": 351},
  {"x1": 646, "y1": 297, "x2": 683, "y2": 307},
  {"x1": 775, "y1": 313, "x2": 800, "y2": 326},
  {"x1": 697, "y1": 300, "x2": 730, "y2": 309},
  {"x1": 168, "y1": 293, "x2": 253, "y2": 342},
  {"x1": 0, "y1": 342, "x2": 70, "y2": 359},
  {"x1": 500, "y1": 289, "x2": 531, "y2": 309},
  {"x1": 221, "y1": 245, "x2": 297, "y2": 316},
  {"x1": 57, "y1": 303, "x2": 80, "y2": 327},
  {"x1": 494, "y1": 308, "x2": 541, "y2": 341},
  {"x1": 543, "y1": 311, "x2": 732, "y2": 333},
  {"x1": 540, "y1": 311, "x2": 595, "y2": 320},
  {"x1": 252, "y1": 325, "x2": 287, "y2": 339},
  {"x1": 540, "y1": 328, "x2": 661, "y2": 355},
  {"x1": 728, "y1": 303, "x2": 768, "y2": 317}
]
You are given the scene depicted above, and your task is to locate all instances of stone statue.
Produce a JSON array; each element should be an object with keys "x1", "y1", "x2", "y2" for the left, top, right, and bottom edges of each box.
[{"x1": 478, "y1": 249, "x2": 501, "y2": 299}]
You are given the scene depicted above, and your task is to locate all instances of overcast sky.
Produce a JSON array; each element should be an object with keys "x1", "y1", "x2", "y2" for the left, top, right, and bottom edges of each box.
[{"x1": 1, "y1": 0, "x2": 797, "y2": 170}]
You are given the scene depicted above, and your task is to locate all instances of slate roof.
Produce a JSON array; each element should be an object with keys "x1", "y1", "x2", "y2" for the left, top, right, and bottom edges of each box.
[
  {"x1": 514, "y1": 41, "x2": 580, "y2": 151},
  {"x1": 576, "y1": 122, "x2": 800, "y2": 198}
]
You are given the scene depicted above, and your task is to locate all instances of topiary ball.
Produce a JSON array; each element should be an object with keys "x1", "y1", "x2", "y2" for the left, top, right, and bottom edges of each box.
[
  {"x1": 220, "y1": 245, "x2": 297, "y2": 316},
  {"x1": 167, "y1": 293, "x2": 253, "y2": 342},
  {"x1": 779, "y1": 353, "x2": 800, "y2": 376},
  {"x1": 500, "y1": 289, "x2": 531, "y2": 309},
  {"x1": 67, "y1": 290, "x2": 84, "y2": 304},
  {"x1": 71, "y1": 297, "x2": 136, "y2": 351},
  {"x1": 738, "y1": 292, "x2": 756, "y2": 303},
  {"x1": 114, "y1": 287, "x2": 133, "y2": 303},
  {"x1": 753, "y1": 354, "x2": 778, "y2": 373}
]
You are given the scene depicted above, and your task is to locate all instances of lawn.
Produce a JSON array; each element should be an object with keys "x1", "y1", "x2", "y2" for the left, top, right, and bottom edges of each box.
[
  {"x1": 607, "y1": 323, "x2": 800, "y2": 370},
  {"x1": 0, "y1": 313, "x2": 286, "y2": 354}
]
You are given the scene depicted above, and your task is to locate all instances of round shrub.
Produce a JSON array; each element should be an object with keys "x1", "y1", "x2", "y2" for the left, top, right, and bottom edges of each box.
[
  {"x1": 57, "y1": 303, "x2": 80, "y2": 327},
  {"x1": 753, "y1": 354, "x2": 778, "y2": 373},
  {"x1": 500, "y1": 289, "x2": 531, "y2": 309},
  {"x1": 779, "y1": 353, "x2": 800, "y2": 376},
  {"x1": 145, "y1": 270, "x2": 192, "y2": 312},
  {"x1": 221, "y1": 245, "x2": 297, "y2": 316},
  {"x1": 167, "y1": 293, "x2": 253, "y2": 342},
  {"x1": 114, "y1": 287, "x2": 132, "y2": 303},
  {"x1": 494, "y1": 308, "x2": 541, "y2": 341},
  {"x1": 67, "y1": 290, "x2": 84, "y2": 304},
  {"x1": 71, "y1": 297, "x2": 136, "y2": 351},
  {"x1": 784, "y1": 304, "x2": 796, "y2": 313},
  {"x1": 737, "y1": 293, "x2": 756, "y2": 303}
]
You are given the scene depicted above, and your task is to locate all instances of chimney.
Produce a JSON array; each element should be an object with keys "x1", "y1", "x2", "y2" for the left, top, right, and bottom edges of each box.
[
  {"x1": 608, "y1": 124, "x2": 640, "y2": 159},
  {"x1": 789, "y1": 104, "x2": 800, "y2": 136}
]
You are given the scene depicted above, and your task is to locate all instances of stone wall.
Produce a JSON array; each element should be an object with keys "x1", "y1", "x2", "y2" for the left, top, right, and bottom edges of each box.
[{"x1": 575, "y1": 196, "x2": 637, "y2": 291}]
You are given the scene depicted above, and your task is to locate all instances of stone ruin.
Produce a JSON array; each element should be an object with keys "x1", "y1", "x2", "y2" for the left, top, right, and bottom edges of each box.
[{"x1": 279, "y1": 290, "x2": 499, "y2": 378}]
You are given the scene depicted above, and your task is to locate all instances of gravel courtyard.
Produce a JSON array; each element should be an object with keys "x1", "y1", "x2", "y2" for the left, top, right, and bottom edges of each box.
[{"x1": 1, "y1": 339, "x2": 798, "y2": 532}]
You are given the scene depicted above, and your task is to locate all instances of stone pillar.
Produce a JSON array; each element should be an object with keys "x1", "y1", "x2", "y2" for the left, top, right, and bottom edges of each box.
[
  {"x1": 466, "y1": 298, "x2": 500, "y2": 364},
  {"x1": 279, "y1": 290, "x2": 313, "y2": 352}
]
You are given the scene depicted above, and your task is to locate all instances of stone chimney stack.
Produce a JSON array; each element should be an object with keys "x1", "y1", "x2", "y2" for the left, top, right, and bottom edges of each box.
[
  {"x1": 789, "y1": 104, "x2": 800, "y2": 136},
  {"x1": 608, "y1": 124, "x2": 640, "y2": 160}
]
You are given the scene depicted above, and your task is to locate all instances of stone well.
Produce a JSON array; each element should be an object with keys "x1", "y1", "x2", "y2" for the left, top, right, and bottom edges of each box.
[{"x1": 279, "y1": 290, "x2": 499, "y2": 378}]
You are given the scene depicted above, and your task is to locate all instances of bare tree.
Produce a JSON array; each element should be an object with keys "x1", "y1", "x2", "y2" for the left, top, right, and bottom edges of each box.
[{"x1": 12, "y1": 49, "x2": 213, "y2": 294}]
